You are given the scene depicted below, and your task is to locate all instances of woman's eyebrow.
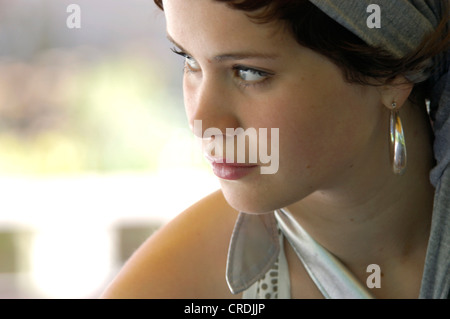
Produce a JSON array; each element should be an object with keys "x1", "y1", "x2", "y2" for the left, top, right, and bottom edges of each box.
[
  {"x1": 213, "y1": 52, "x2": 279, "y2": 62},
  {"x1": 166, "y1": 34, "x2": 279, "y2": 62},
  {"x1": 167, "y1": 34, "x2": 190, "y2": 54}
]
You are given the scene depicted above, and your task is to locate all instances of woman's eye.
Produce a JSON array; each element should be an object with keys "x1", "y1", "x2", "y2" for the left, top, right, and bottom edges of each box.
[
  {"x1": 170, "y1": 47, "x2": 200, "y2": 72},
  {"x1": 170, "y1": 47, "x2": 272, "y2": 85},
  {"x1": 185, "y1": 57, "x2": 200, "y2": 72},
  {"x1": 234, "y1": 67, "x2": 272, "y2": 86},
  {"x1": 238, "y1": 69, "x2": 265, "y2": 81}
]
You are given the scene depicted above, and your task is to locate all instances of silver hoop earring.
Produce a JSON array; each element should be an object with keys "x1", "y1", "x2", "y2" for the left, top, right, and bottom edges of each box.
[{"x1": 389, "y1": 102, "x2": 407, "y2": 175}]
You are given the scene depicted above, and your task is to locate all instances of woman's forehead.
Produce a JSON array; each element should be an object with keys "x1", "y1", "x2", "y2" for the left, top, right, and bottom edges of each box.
[{"x1": 163, "y1": 0, "x2": 290, "y2": 58}]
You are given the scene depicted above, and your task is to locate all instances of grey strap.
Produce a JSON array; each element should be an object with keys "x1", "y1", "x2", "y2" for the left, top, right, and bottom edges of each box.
[
  {"x1": 226, "y1": 209, "x2": 374, "y2": 298},
  {"x1": 275, "y1": 208, "x2": 374, "y2": 299},
  {"x1": 226, "y1": 212, "x2": 280, "y2": 294}
]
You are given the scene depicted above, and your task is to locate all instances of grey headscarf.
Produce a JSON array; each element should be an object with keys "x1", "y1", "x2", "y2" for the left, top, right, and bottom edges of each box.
[
  {"x1": 226, "y1": 0, "x2": 450, "y2": 299},
  {"x1": 308, "y1": 0, "x2": 450, "y2": 299}
]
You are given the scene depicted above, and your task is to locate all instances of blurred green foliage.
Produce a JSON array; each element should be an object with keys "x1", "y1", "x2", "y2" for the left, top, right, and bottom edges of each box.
[{"x1": 0, "y1": 48, "x2": 189, "y2": 175}]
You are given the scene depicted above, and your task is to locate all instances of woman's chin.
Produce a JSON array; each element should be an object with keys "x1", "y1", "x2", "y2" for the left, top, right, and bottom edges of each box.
[{"x1": 220, "y1": 187, "x2": 282, "y2": 214}]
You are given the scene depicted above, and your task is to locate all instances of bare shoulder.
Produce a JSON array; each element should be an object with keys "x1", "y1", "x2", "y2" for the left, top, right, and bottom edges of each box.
[{"x1": 101, "y1": 189, "x2": 241, "y2": 299}]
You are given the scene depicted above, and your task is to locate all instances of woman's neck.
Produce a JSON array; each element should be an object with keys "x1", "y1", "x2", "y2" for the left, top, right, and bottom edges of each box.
[{"x1": 286, "y1": 99, "x2": 435, "y2": 283}]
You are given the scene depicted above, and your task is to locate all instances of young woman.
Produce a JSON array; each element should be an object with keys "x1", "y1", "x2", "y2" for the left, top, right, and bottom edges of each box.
[{"x1": 102, "y1": 0, "x2": 450, "y2": 299}]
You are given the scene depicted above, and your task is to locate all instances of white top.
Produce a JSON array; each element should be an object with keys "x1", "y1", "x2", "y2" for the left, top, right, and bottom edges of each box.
[{"x1": 242, "y1": 230, "x2": 291, "y2": 299}]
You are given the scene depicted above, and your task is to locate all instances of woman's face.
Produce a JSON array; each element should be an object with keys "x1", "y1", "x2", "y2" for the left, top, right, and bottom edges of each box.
[{"x1": 163, "y1": 0, "x2": 387, "y2": 214}]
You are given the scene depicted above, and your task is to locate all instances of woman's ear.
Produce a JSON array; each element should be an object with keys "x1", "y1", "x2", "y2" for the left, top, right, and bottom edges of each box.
[{"x1": 378, "y1": 76, "x2": 414, "y2": 110}]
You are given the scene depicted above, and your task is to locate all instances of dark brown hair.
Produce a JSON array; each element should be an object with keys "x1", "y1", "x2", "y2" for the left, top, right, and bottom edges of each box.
[{"x1": 154, "y1": 0, "x2": 449, "y2": 100}]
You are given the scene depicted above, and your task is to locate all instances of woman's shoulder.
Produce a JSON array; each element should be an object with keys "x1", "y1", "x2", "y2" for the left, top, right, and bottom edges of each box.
[{"x1": 101, "y1": 189, "x2": 241, "y2": 299}]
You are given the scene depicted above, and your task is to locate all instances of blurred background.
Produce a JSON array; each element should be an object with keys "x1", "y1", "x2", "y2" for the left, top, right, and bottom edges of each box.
[{"x1": 0, "y1": 0, "x2": 219, "y2": 298}]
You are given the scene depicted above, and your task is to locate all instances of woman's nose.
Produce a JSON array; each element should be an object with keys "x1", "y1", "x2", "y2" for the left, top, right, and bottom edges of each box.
[{"x1": 186, "y1": 76, "x2": 240, "y2": 138}]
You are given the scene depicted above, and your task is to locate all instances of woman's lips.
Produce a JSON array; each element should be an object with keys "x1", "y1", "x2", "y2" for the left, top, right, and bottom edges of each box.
[{"x1": 205, "y1": 156, "x2": 258, "y2": 180}]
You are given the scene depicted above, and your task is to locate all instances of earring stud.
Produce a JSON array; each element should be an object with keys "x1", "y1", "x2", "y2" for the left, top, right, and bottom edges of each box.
[{"x1": 389, "y1": 101, "x2": 407, "y2": 175}]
